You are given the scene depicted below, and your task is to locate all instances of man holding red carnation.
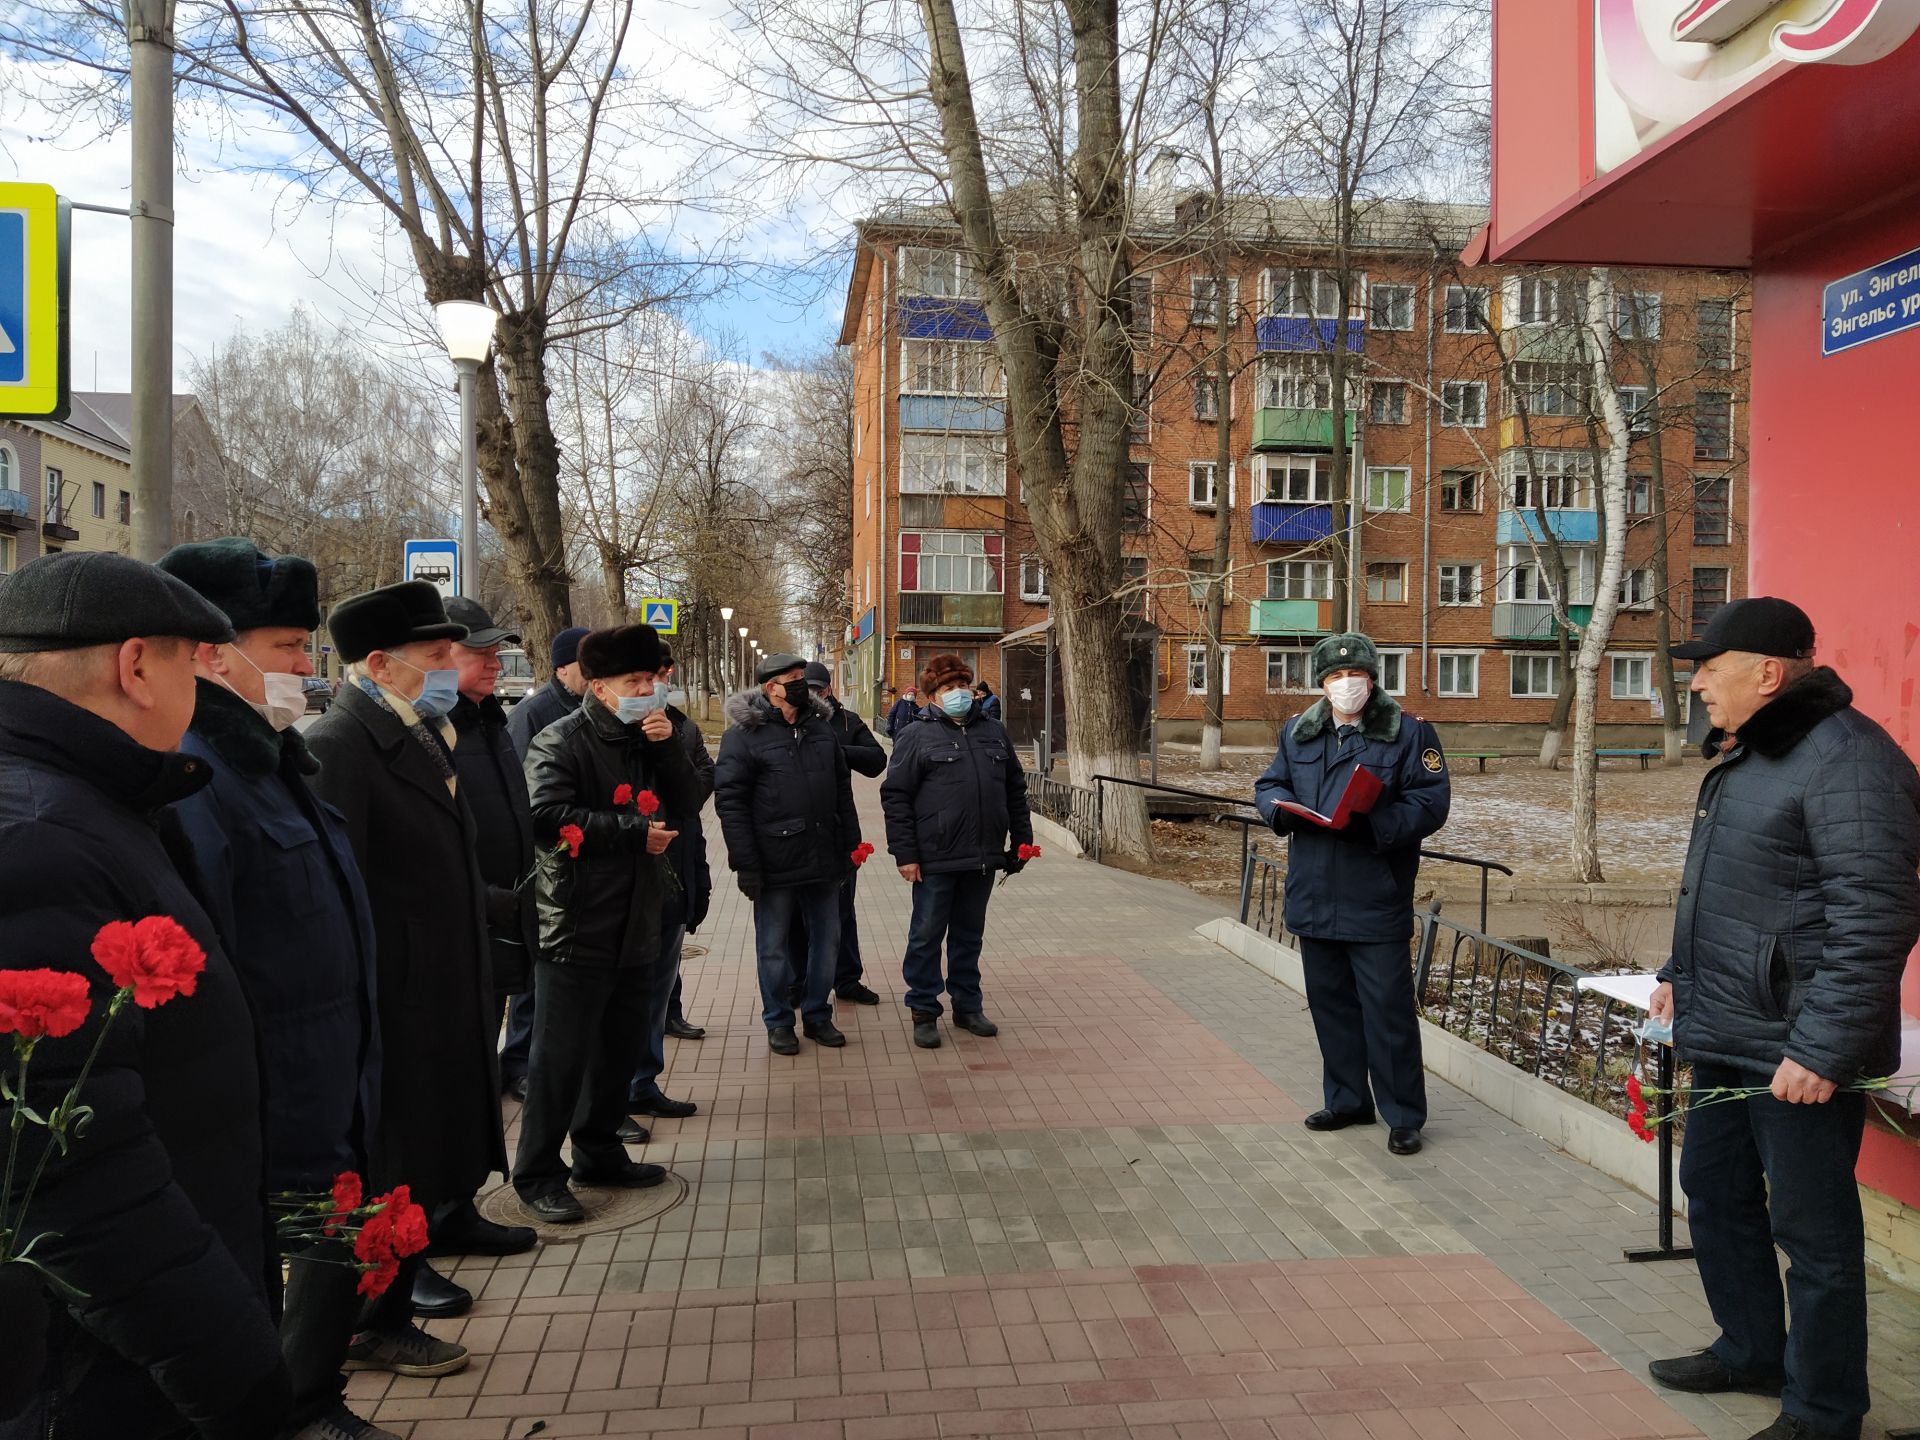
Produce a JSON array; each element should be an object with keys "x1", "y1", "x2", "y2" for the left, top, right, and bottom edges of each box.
[{"x1": 0, "y1": 551, "x2": 294, "y2": 1438}]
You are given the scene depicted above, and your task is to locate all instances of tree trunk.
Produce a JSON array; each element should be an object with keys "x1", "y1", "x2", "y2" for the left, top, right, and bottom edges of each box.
[
  {"x1": 600, "y1": 549, "x2": 629, "y2": 623},
  {"x1": 1639, "y1": 360, "x2": 1687, "y2": 764},
  {"x1": 491, "y1": 308, "x2": 574, "y2": 673},
  {"x1": 1201, "y1": 245, "x2": 1233, "y2": 770}
]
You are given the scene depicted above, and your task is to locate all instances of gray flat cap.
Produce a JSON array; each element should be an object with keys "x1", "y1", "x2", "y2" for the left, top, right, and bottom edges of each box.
[{"x1": 0, "y1": 550, "x2": 236, "y2": 654}]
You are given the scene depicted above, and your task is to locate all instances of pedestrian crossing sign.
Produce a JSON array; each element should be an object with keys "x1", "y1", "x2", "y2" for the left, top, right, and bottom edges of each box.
[
  {"x1": 640, "y1": 598, "x2": 679, "y2": 634},
  {"x1": 0, "y1": 182, "x2": 69, "y2": 422}
]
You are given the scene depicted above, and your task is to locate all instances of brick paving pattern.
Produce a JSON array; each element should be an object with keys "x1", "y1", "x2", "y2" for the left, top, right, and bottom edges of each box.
[{"x1": 359, "y1": 776, "x2": 1920, "y2": 1439}]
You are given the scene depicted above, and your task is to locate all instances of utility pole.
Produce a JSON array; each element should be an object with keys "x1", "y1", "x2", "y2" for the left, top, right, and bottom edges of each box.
[{"x1": 127, "y1": 0, "x2": 175, "y2": 561}]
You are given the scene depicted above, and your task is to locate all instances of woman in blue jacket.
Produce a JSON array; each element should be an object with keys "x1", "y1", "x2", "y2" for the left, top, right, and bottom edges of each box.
[{"x1": 880, "y1": 654, "x2": 1033, "y2": 1049}]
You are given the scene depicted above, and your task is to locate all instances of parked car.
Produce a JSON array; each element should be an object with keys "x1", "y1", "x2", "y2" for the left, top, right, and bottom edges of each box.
[
  {"x1": 302, "y1": 677, "x2": 334, "y2": 715},
  {"x1": 496, "y1": 647, "x2": 534, "y2": 706}
]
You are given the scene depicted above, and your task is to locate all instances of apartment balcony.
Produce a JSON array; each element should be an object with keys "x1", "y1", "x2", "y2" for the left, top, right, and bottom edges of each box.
[
  {"x1": 1249, "y1": 598, "x2": 1334, "y2": 636},
  {"x1": 0, "y1": 490, "x2": 31, "y2": 533},
  {"x1": 896, "y1": 592, "x2": 1004, "y2": 633},
  {"x1": 1250, "y1": 501, "x2": 1342, "y2": 545},
  {"x1": 1495, "y1": 509, "x2": 1600, "y2": 546},
  {"x1": 1492, "y1": 601, "x2": 1594, "y2": 640},
  {"x1": 1251, "y1": 407, "x2": 1357, "y2": 451},
  {"x1": 41, "y1": 507, "x2": 78, "y2": 543},
  {"x1": 1254, "y1": 317, "x2": 1367, "y2": 355},
  {"x1": 899, "y1": 395, "x2": 1006, "y2": 432},
  {"x1": 900, "y1": 296, "x2": 992, "y2": 342}
]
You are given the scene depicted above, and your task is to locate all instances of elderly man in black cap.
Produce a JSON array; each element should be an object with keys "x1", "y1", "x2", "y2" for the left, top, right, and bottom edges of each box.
[
  {"x1": 304, "y1": 582, "x2": 505, "y2": 1379},
  {"x1": 0, "y1": 552, "x2": 293, "y2": 1439},
  {"x1": 1645, "y1": 599, "x2": 1920, "y2": 1440},
  {"x1": 716, "y1": 653, "x2": 863, "y2": 1055},
  {"x1": 514, "y1": 623, "x2": 704, "y2": 1223},
  {"x1": 157, "y1": 539, "x2": 392, "y2": 1440}
]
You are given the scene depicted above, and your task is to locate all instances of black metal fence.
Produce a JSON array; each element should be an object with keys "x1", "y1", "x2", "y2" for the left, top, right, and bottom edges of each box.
[{"x1": 1028, "y1": 774, "x2": 1098, "y2": 852}]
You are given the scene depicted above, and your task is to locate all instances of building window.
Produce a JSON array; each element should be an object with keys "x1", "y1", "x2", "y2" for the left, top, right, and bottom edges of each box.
[
  {"x1": 901, "y1": 339, "x2": 1002, "y2": 395},
  {"x1": 117, "y1": 490, "x2": 131, "y2": 526},
  {"x1": 1693, "y1": 391, "x2": 1733, "y2": 460},
  {"x1": 1497, "y1": 544, "x2": 1557, "y2": 603},
  {"x1": 1187, "y1": 460, "x2": 1228, "y2": 509},
  {"x1": 1611, "y1": 654, "x2": 1653, "y2": 700},
  {"x1": 1365, "y1": 466, "x2": 1410, "y2": 513},
  {"x1": 1190, "y1": 274, "x2": 1238, "y2": 327},
  {"x1": 1185, "y1": 644, "x2": 1231, "y2": 695},
  {"x1": 1364, "y1": 561, "x2": 1407, "y2": 604},
  {"x1": 1618, "y1": 567, "x2": 1656, "y2": 609},
  {"x1": 1377, "y1": 650, "x2": 1408, "y2": 695},
  {"x1": 900, "y1": 247, "x2": 978, "y2": 299},
  {"x1": 1129, "y1": 371, "x2": 1151, "y2": 442},
  {"x1": 1264, "y1": 267, "x2": 1353, "y2": 320},
  {"x1": 1018, "y1": 554, "x2": 1049, "y2": 602},
  {"x1": 1440, "y1": 380, "x2": 1487, "y2": 428},
  {"x1": 0, "y1": 534, "x2": 12, "y2": 576},
  {"x1": 1511, "y1": 653, "x2": 1563, "y2": 699},
  {"x1": 1266, "y1": 647, "x2": 1315, "y2": 693},
  {"x1": 1614, "y1": 291, "x2": 1662, "y2": 339},
  {"x1": 1256, "y1": 454, "x2": 1328, "y2": 504},
  {"x1": 44, "y1": 467, "x2": 62, "y2": 522},
  {"x1": 1192, "y1": 373, "x2": 1222, "y2": 422},
  {"x1": 91, "y1": 481, "x2": 106, "y2": 518},
  {"x1": 1369, "y1": 283, "x2": 1414, "y2": 331},
  {"x1": 1127, "y1": 273, "x2": 1154, "y2": 341},
  {"x1": 1186, "y1": 551, "x2": 1227, "y2": 605},
  {"x1": 1436, "y1": 652, "x2": 1479, "y2": 698},
  {"x1": 1122, "y1": 462, "x2": 1150, "y2": 533},
  {"x1": 1440, "y1": 469, "x2": 1481, "y2": 512},
  {"x1": 1696, "y1": 297, "x2": 1735, "y2": 369},
  {"x1": 1120, "y1": 555, "x2": 1148, "y2": 617},
  {"x1": 1511, "y1": 274, "x2": 1563, "y2": 327},
  {"x1": 1502, "y1": 449, "x2": 1594, "y2": 510},
  {"x1": 1508, "y1": 361, "x2": 1586, "y2": 418},
  {"x1": 1628, "y1": 473, "x2": 1653, "y2": 515},
  {"x1": 1691, "y1": 567, "x2": 1730, "y2": 638},
  {"x1": 900, "y1": 432, "x2": 1007, "y2": 495},
  {"x1": 1268, "y1": 559, "x2": 1333, "y2": 601},
  {"x1": 1443, "y1": 285, "x2": 1489, "y2": 333},
  {"x1": 1693, "y1": 475, "x2": 1731, "y2": 544},
  {"x1": 1257, "y1": 355, "x2": 1351, "y2": 412},
  {"x1": 0, "y1": 445, "x2": 13, "y2": 493},
  {"x1": 1368, "y1": 382, "x2": 1407, "y2": 425},
  {"x1": 899, "y1": 531, "x2": 1003, "y2": 594},
  {"x1": 1616, "y1": 385, "x2": 1651, "y2": 436},
  {"x1": 1438, "y1": 563, "x2": 1481, "y2": 606}
]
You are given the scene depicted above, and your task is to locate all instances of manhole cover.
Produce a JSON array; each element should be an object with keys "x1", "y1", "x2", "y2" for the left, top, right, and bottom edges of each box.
[
  {"x1": 475, "y1": 1170, "x2": 688, "y2": 1240},
  {"x1": 681, "y1": 944, "x2": 708, "y2": 958}
]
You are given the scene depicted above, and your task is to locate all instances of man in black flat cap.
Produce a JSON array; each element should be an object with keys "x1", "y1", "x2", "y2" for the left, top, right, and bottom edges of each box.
[
  {"x1": 158, "y1": 539, "x2": 393, "y2": 1440},
  {"x1": 1646, "y1": 598, "x2": 1920, "y2": 1440},
  {"x1": 0, "y1": 551, "x2": 294, "y2": 1440},
  {"x1": 304, "y1": 582, "x2": 504, "y2": 1380},
  {"x1": 514, "y1": 624, "x2": 704, "y2": 1223}
]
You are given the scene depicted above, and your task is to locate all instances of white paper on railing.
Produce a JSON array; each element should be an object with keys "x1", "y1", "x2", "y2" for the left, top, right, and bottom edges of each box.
[{"x1": 1575, "y1": 972, "x2": 1660, "y2": 1012}]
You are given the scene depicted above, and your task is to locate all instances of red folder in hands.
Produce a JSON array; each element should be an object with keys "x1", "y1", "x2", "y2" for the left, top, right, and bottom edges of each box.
[{"x1": 1273, "y1": 763, "x2": 1384, "y2": 830}]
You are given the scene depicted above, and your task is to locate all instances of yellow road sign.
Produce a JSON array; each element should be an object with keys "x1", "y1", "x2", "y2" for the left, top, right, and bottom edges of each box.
[
  {"x1": 0, "y1": 183, "x2": 69, "y2": 422},
  {"x1": 639, "y1": 598, "x2": 679, "y2": 634}
]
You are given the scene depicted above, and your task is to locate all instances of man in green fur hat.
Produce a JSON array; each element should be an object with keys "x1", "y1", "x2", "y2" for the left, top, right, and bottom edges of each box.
[{"x1": 1253, "y1": 631, "x2": 1451, "y2": 1157}]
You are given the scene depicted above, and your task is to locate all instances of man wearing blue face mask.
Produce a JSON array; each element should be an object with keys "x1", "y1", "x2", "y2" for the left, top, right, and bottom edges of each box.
[{"x1": 306, "y1": 582, "x2": 505, "y2": 1379}]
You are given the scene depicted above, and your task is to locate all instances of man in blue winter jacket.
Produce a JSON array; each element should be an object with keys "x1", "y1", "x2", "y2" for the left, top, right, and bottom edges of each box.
[{"x1": 1253, "y1": 632, "x2": 1450, "y2": 1157}]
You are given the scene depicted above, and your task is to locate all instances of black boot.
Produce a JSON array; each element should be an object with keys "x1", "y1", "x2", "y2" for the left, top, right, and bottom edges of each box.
[{"x1": 911, "y1": 1012, "x2": 941, "y2": 1049}]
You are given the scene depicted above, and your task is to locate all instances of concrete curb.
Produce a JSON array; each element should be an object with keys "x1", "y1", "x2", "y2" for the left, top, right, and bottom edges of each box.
[
  {"x1": 1195, "y1": 914, "x2": 1683, "y2": 1213},
  {"x1": 1029, "y1": 812, "x2": 1084, "y2": 859}
]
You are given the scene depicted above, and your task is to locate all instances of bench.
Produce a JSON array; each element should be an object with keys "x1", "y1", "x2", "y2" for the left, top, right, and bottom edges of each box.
[
  {"x1": 1596, "y1": 747, "x2": 1661, "y2": 770},
  {"x1": 1451, "y1": 751, "x2": 1502, "y2": 773}
]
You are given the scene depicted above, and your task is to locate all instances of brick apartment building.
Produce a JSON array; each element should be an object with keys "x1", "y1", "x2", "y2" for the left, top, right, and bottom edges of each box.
[{"x1": 837, "y1": 198, "x2": 1749, "y2": 748}]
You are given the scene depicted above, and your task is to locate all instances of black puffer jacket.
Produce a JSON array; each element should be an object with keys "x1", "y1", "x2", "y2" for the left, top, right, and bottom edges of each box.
[
  {"x1": 1658, "y1": 668, "x2": 1920, "y2": 1083},
  {"x1": 0, "y1": 680, "x2": 289, "y2": 1440},
  {"x1": 523, "y1": 692, "x2": 703, "y2": 967},
  {"x1": 880, "y1": 701, "x2": 1032, "y2": 874},
  {"x1": 450, "y1": 693, "x2": 538, "y2": 995},
  {"x1": 714, "y1": 690, "x2": 861, "y2": 888},
  {"x1": 824, "y1": 699, "x2": 887, "y2": 778}
]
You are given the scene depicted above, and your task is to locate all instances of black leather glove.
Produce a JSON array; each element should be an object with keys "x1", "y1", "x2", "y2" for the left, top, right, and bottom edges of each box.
[
  {"x1": 485, "y1": 884, "x2": 521, "y2": 929},
  {"x1": 1338, "y1": 812, "x2": 1376, "y2": 847},
  {"x1": 737, "y1": 869, "x2": 764, "y2": 901},
  {"x1": 1003, "y1": 846, "x2": 1028, "y2": 876},
  {"x1": 1267, "y1": 808, "x2": 1301, "y2": 837}
]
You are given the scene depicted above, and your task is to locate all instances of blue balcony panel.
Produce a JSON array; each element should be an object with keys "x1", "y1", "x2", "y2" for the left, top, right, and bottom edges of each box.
[
  {"x1": 1250, "y1": 502, "x2": 1338, "y2": 545},
  {"x1": 1495, "y1": 509, "x2": 1601, "y2": 546},
  {"x1": 898, "y1": 395, "x2": 1006, "y2": 432},
  {"x1": 1255, "y1": 317, "x2": 1366, "y2": 355},
  {"x1": 901, "y1": 297, "x2": 992, "y2": 341}
]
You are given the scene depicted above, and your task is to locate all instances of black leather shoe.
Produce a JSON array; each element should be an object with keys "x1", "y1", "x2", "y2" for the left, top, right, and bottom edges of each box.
[
  {"x1": 769, "y1": 1026, "x2": 800, "y2": 1056},
  {"x1": 523, "y1": 1189, "x2": 586, "y2": 1224},
  {"x1": 803, "y1": 1020, "x2": 847, "y2": 1048},
  {"x1": 616, "y1": 1118, "x2": 651, "y2": 1145},
  {"x1": 409, "y1": 1263, "x2": 472, "y2": 1318},
  {"x1": 953, "y1": 1011, "x2": 998, "y2": 1037},
  {"x1": 1745, "y1": 1416, "x2": 1846, "y2": 1440},
  {"x1": 1387, "y1": 1128, "x2": 1423, "y2": 1156},
  {"x1": 1303, "y1": 1109, "x2": 1376, "y2": 1132},
  {"x1": 630, "y1": 1094, "x2": 698, "y2": 1118},
  {"x1": 836, "y1": 983, "x2": 881, "y2": 1006},
  {"x1": 1648, "y1": 1350, "x2": 1785, "y2": 1397},
  {"x1": 665, "y1": 1015, "x2": 706, "y2": 1040},
  {"x1": 911, "y1": 1015, "x2": 941, "y2": 1049},
  {"x1": 572, "y1": 1159, "x2": 667, "y2": 1189},
  {"x1": 426, "y1": 1212, "x2": 537, "y2": 1258},
  {"x1": 502, "y1": 1074, "x2": 528, "y2": 1102}
]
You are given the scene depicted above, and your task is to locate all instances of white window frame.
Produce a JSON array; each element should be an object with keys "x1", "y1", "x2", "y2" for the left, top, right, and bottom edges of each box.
[
  {"x1": 1187, "y1": 460, "x2": 1233, "y2": 509},
  {"x1": 1185, "y1": 643, "x2": 1231, "y2": 695},
  {"x1": 44, "y1": 466, "x2": 62, "y2": 521},
  {"x1": 901, "y1": 338, "x2": 1002, "y2": 397},
  {"x1": 1267, "y1": 558, "x2": 1334, "y2": 602},
  {"x1": 899, "y1": 246, "x2": 979, "y2": 299},
  {"x1": 1617, "y1": 385, "x2": 1651, "y2": 436},
  {"x1": 1508, "y1": 361, "x2": 1586, "y2": 418},
  {"x1": 1628, "y1": 473, "x2": 1653, "y2": 515},
  {"x1": 1364, "y1": 561, "x2": 1409, "y2": 605},
  {"x1": 1436, "y1": 651, "x2": 1480, "y2": 699},
  {"x1": 0, "y1": 444, "x2": 15, "y2": 495},
  {"x1": 1377, "y1": 650, "x2": 1409, "y2": 696},
  {"x1": 0, "y1": 533, "x2": 13, "y2": 577},
  {"x1": 1511, "y1": 652, "x2": 1564, "y2": 700},
  {"x1": 1190, "y1": 274, "x2": 1239, "y2": 327},
  {"x1": 1501, "y1": 449, "x2": 1595, "y2": 511},
  {"x1": 1369, "y1": 284, "x2": 1415, "y2": 331},
  {"x1": 1437, "y1": 563, "x2": 1482, "y2": 607},
  {"x1": 1497, "y1": 544, "x2": 1556, "y2": 604},
  {"x1": 1510, "y1": 274, "x2": 1563, "y2": 328},
  {"x1": 1440, "y1": 469, "x2": 1482, "y2": 513},
  {"x1": 1618, "y1": 567, "x2": 1656, "y2": 610},
  {"x1": 1368, "y1": 381, "x2": 1408, "y2": 426},
  {"x1": 1610, "y1": 653, "x2": 1653, "y2": 700},
  {"x1": 1265, "y1": 647, "x2": 1316, "y2": 694},
  {"x1": 899, "y1": 431, "x2": 1008, "y2": 495},
  {"x1": 1018, "y1": 553, "x2": 1049, "y2": 603},
  {"x1": 1615, "y1": 291, "x2": 1662, "y2": 340},
  {"x1": 1192, "y1": 373, "x2": 1231, "y2": 422},
  {"x1": 1255, "y1": 453, "x2": 1329, "y2": 504},
  {"x1": 1256, "y1": 354, "x2": 1357, "y2": 413},
  {"x1": 1364, "y1": 466, "x2": 1411, "y2": 513},
  {"x1": 899, "y1": 531, "x2": 1000, "y2": 595},
  {"x1": 1443, "y1": 284, "x2": 1490, "y2": 333},
  {"x1": 1263, "y1": 267, "x2": 1363, "y2": 321},
  {"x1": 1441, "y1": 380, "x2": 1487, "y2": 429}
]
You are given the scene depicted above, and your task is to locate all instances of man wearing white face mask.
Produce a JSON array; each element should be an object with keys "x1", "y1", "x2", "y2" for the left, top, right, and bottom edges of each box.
[
  {"x1": 159, "y1": 539, "x2": 394, "y2": 1438},
  {"x1": 1254, "y1": 632, "x2": 1451, "y2": 1158}
]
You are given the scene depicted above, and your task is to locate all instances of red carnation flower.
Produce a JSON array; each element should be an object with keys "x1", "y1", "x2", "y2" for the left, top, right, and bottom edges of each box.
[
  {"x1": 382, "y1": 1185, "x2": 430, "y2": 1258},
  {"x1": 325, "y1": 1171, "x2": 363, "y2": 1234},
  {"x1": 357, "y1": 1253, "x2": 401, "y2": 1298},
  {"x1": 0, "y1": 969, "x2": 93, "y2": 1040},
  {"x1": 850, "y1": 842, "x2": 875, "y2": 866},
  {"x1": 1626, "y1": 1075, "x2": 1643, "y2": 1108},
  {"x1": 89, "y1": 916, "x2": 207, "y2": 1009},
  {"x1": 613, "y1": 783, "x2": 634, "y2": 808},
  {"x1": 635, "y1": 790, "x2": 660, "y2": 818},
  {"x1": 558, "y1": 824, "x2": 585, "y2": 859},
  {"x1": 1017, "y1": 844, "x2": 1042, "y2": 861},
  {"x1": 1627, "y1": 1112, "x2": 1655, "y2": 1143}
]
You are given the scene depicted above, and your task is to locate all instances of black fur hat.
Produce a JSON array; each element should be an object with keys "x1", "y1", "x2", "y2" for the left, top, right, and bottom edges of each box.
[
  {"x1": 578, "y1": 624, "x2": 664, "y2": 679},
  {"x1": 157, "y1": 538, "x2": 321, "y2": 634}
]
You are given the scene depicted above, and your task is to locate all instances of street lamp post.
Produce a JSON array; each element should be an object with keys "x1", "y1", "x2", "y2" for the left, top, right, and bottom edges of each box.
[
  {"x1": 432, "y1": 300, "x2": 500, "y2": 596},
  {"x1": 739, "y1": 626, "x2": 750, "y2": 689},
  {"x1": 719, "y1": 607, "x2": 734, "y2": 691}
]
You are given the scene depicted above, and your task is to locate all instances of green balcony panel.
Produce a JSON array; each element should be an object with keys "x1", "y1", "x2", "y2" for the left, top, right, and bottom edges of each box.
[
  {"x1": 1248, "y1": 598, "x2": 1332, "y2": 636},
  {"x1": 1251, "y1": 407, "x2": 1358, "y2": 451}
]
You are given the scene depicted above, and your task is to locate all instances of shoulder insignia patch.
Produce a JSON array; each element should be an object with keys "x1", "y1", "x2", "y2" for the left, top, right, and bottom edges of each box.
[{"x1": 1421, "y1": 748, "x2": 1444, "y2": 773}]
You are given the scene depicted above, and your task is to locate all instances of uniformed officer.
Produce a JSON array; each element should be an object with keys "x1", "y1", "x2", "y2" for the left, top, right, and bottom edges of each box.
[{"x1": 1253, "y1": 632, "x2": 1451, "y2": 1156}]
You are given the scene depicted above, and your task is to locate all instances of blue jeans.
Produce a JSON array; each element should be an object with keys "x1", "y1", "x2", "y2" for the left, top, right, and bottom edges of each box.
[
  {"x1": 628, "y1": 923, "x2": 686, "y2": 1104},
  {"x1": 787, "y1": 871, "x2": 865, "y2": 993},
  {"x1": 1681, "y1": 1059, "x2": 1870, "y2": 1438},
  {"x1": 901, "y1": 869, "x2": 993, "y2": 1018},
  {"x1": 754, "y1": 884, "x2": 840, "y2": 1027}
]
